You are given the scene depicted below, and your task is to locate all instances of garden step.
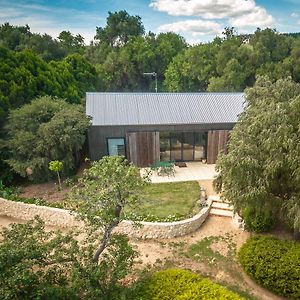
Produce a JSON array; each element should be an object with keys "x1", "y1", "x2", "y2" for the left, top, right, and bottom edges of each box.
[
  {"x1": 208, "y1": 195, "x2": 231, "y2": 204},
  {"x1": 209, "y1": 208, "x2": 233, "y2": 217},
  {"x1": 211, "y1": 201, "x2": 233, "y2": 211}
]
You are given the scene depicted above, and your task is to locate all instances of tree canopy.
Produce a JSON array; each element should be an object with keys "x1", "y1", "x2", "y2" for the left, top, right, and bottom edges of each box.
[
  {"x1": 0, "y1": 216, "x2": 137, "y2": 299},
  {"x1": 95, "y1": 10, "x2": 145, "y2": 46},
  {"x1": 70, "y1": 156, "x2": 148, "y2": 261},
  {"x1": 5, "y1": 96, "x2": 90, "y2": 181},
  {"x1": 214, "y1": 76, "x2": 300, "y2": 235},
  {"x1": 164, "y1": 28, "x2": 298, "y2": 92}
]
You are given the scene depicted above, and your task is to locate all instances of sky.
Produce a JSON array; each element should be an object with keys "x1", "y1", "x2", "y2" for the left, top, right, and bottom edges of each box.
[{"x1": 1, "y1": 0, "x2": 300, "y2": 44}]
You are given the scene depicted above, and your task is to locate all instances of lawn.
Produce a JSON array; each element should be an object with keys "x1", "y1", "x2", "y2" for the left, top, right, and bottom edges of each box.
[{"x1": 125, "y1": 181, "x2": 200, "y2": 221}]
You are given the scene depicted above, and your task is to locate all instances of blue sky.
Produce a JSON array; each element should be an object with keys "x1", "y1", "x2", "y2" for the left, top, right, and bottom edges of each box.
[{"x1": 1, "y1": 0, "x2": 300, "y2": 44}]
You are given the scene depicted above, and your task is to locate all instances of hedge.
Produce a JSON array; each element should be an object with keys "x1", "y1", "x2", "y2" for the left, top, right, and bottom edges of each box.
[
  {"x1": 238, "y1": 235, "x2": 300, "y2": 299},
  {"x1": 130, "y1": 269, "x2": 244, "y2": 299},
  {"x1": 242, "y1": 206, "x2": 276, "y2": 232}
]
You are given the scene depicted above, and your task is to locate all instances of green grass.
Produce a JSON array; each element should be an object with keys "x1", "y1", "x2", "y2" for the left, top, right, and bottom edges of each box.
[
  {"x1": 125, "y1": 181, "x2": 200, "y2": 221},
  {"x1": 183, "y1": 234, "x2": 237, "y2": 266},
  {"x1": 184, "y1": 236, "x2": 224, "y2": 265}
]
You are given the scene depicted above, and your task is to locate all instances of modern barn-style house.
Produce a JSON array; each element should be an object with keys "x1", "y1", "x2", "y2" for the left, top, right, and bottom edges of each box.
[{"x1": 86, "y1": 92, "x2": 244, "y2": 167}]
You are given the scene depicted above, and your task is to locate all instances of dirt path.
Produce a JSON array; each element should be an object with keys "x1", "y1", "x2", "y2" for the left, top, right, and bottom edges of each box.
[
  {"x1": 0, "y1": 215, "x2": 284, "y2": 300},
  {"x1": 130, "y1": 216, "x2": 284, "y2": 300}
]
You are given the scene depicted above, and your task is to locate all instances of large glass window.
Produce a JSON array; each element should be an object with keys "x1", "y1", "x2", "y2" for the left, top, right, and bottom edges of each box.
[
  {"x1": 159, "y1": 131, "x2": 207, "y2": 162},
  {"x1": 194, "y1": 132, "x2": 206, "y2": 160},
  {"x1": 107, "y1": 138, "x2": 125, "y2": 156},
  {"x1": 182, "y1": 132, "x2": 194, "y2": 161},
  {"x1": 160, "y1": 132, "x2": 170, "y2": 161},
  {"x1": 170, "y1": 132, "x2": 183, "y2": 161}
]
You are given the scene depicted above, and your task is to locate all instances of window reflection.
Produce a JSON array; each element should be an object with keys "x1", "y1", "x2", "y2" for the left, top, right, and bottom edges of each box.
[
  {"x1": 160, "y1": 132, "x2": 170, "y2": 161},
  {"x1": 159, "y1": 132, "x2": 206, "y2": 162}
]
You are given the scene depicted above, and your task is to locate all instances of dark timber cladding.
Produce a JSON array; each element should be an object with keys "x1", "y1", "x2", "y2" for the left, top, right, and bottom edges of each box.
[
  {"x1": 126, "y1": 132, "x2": 160, "y2": 167},
  {"x1": 207, "y1": 130, "x2": 229, "y2": 164}
]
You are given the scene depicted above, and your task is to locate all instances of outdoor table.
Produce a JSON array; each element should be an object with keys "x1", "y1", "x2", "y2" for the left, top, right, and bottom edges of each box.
[{"x1": 150, "y1": 161, "x2": 175, "y2": 177}]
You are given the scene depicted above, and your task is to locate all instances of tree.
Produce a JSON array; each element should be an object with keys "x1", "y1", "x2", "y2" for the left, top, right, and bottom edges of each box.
[
  {"x1": 0, "y1": 216, "x2": 138, "y2": 299},
  {"x1": 5, "y1": 96, "x2": 90, "y2": 182},
  {"x1": 70, "y1": 156, "x2": 148, "y2": 261},
  {"x1": 214, "y1": 76, "x2": 300, "y2": 237},
  {"x1": 0, "y1": 217, "x2": 78, "y2": 299},
  {"x1": 58, "y1": 31, "x2": 85, "y2": 54},
  {"x1": 208, "y1": 58, "x2": 246, "y2": 92},
  {"x1": 50, "y1": 53, "x2": 97, "y2": 103},
  {"x1": 95, "y1": 10, "x2": 145, "y2": 46},
  {"x1": 0, "y1": 23, "x2": 87, "y2": 61},
  {"x1": 0, "y1": 47, "x2": 96, "y2": 184},
  {"x1": 164, "y1": 41, "x2": 219, "y2": 92},
  {"x1": 49, "y1": 160, "x2": 63, "y2": 190},
  {"x1": 0, "y1": 23, "x2": 31, "y2": 51}
]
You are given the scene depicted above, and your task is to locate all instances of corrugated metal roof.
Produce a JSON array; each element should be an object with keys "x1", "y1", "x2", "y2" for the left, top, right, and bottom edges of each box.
[{"x1": 86, "y1": 92, "x2": 245, "y2": 126}]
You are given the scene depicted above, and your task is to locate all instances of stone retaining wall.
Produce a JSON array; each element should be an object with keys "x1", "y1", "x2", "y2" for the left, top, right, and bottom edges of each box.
[
  {"x1": 0, "y1": 197, "x2": 212, "y2": 239},
  {"x1": 116, "y1": 199, "x2": 212, "y2": 239},
  {"x1": 0, "y1": 197, "x2": 83, "y2": 228}
]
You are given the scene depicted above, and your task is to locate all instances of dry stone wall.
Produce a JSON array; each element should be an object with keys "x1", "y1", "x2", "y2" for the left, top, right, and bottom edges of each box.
[
  {"x1": 0, "y1": 197, "x2": 83, "y2": 228},
  {"x1": 116, "y1": 199, "x2": 212, "y2": 239},
  {"x1": 0, "y1": 197, "x2": 212, "y2": 239}
]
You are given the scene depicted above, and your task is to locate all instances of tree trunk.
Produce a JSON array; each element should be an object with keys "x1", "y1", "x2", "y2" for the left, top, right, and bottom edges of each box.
[
  {"x1": 93, "y1": 203, "x2": 122, "y2": 262},
  {"x1": 93, "y1": 219, "x2": 120, "y2": 262},
  {"x1": 57, "y1": 171, "x2": 62, "y2": 191}
]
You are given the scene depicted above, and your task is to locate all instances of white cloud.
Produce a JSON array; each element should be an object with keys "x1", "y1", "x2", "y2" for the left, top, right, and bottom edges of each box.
[
  {"x1": 151, "y1": 0, "x2": 274, "y2": 34},
  {"x1": 291, "y1": 12, "x2": 299, "y2": 18},
  {"x1": 229, "y1": 6, "x2": 274, "y2": 28},
  {"x1": 158, "y1": 19, "x2": 222, "y2": 37},
  {"x1": 150, "y1": 0, "x2": 256, "y2": 19}
]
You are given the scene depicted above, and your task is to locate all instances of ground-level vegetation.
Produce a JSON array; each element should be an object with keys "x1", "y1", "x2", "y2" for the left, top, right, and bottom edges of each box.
[
  {"x1": 124, "y1": 181, "x2": 200, "y2": 222},
  {"x1": 238, "y1": 235, "x2": 300, "y2": 299},
  {"x1": 0, "y1": 177, "x2": 201, "y2": 222},
  {"x1": 130, "y1": 268, "x2": 244, "y2": 299}
]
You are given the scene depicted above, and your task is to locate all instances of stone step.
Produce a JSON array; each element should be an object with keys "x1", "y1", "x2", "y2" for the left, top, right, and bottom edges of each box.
[
  {"x1": 211, "y1": 201, "x2": 233, "y2": 211},
  {"x1": 208, "y1": 195, "x2": 231, "y2": 204},
  {"x1": 210, "y1": 208, "x2": 233, "y2": 217},
  {"x1": 208, "y1": 195, "x2": 220, "y2": 201}
]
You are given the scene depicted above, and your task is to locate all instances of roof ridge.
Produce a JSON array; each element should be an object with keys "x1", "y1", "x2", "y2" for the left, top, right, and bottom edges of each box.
[{"x1": 86, "y1": 92, "x2": 245, "y2": 95}]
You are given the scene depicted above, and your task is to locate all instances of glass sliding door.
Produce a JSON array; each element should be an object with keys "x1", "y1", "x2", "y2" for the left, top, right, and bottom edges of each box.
[
  {"x1": 194, "y1": 132, "x2": 206, "y2": 160},
  {"x1": 160, "y1": 132, "x2": 171, "y2": 161},
  {"x1": 159, "y1": 131, "x2": 207, "y2": 162},
  {"x1": 170, "y1": 132, "x2": 183, "y2": 161},
  {"x1": 107, "y1": 138, "x2": 125, "y2": 156},
  {"x1": 182, "y1": 132, "x2": 194, "y2": 161}
]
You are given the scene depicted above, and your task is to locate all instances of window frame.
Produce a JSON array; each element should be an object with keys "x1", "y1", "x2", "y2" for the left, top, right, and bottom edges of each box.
[{"x1": 106, "y1": 137, "x2": 126, "y2": 157}]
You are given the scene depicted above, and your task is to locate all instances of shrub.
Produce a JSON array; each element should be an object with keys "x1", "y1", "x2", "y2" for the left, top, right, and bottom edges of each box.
[
  {"x1": 5, "y1": 96, "x2": 90, "y2": 182},
  {"x1": 242, "y1": 206, "x2": 276, "y2": 232},
  {"x1": 0, "y1": 180, "x2": 19, "y2": 199},
  {"x1": 130, "y1": 269, "x2": 244, "y2": 299},
  {"x1": 238, "y1": 236, "x2": 300, "y2": 299}
]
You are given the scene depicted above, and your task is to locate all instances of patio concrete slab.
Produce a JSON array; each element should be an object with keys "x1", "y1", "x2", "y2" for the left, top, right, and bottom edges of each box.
[{"x1": 141, "y1": 162, "x2": 218, "y2": 183}]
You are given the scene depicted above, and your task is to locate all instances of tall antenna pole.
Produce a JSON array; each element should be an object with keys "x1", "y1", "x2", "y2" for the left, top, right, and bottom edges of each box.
[{"x1": 143, "y1": 72, "x2": 158, "y2": 93}]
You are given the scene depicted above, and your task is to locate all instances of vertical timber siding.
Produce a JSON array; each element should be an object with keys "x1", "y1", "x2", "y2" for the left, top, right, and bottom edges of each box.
[
  {"x1": 207, "y1": 130, "x2": 230, "y2": 164},
  {"x1": 126, "y1": 132, "x2": 160, "y2": 167}
]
